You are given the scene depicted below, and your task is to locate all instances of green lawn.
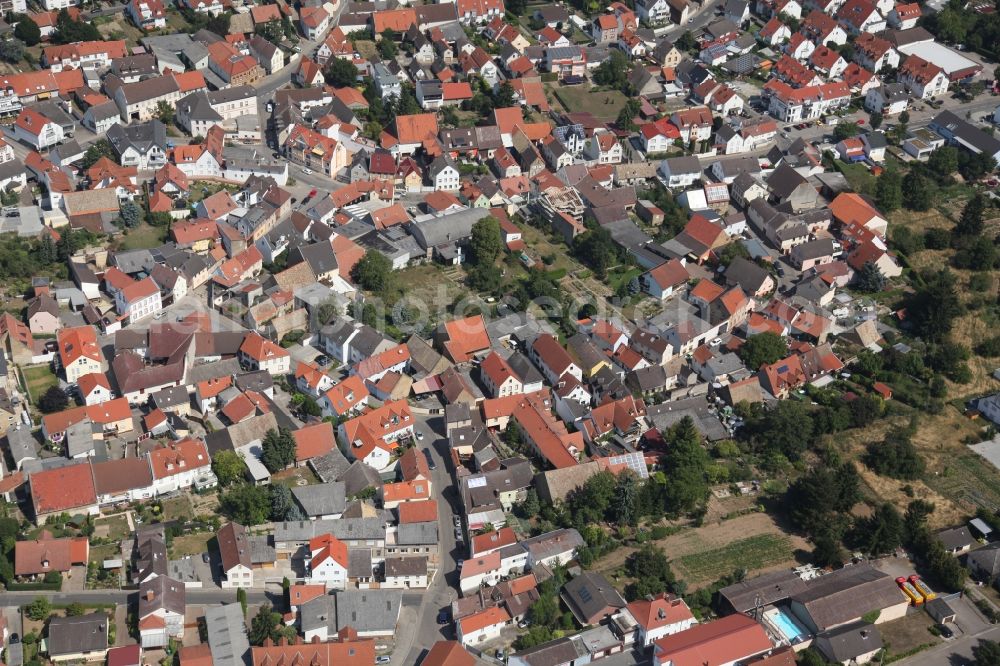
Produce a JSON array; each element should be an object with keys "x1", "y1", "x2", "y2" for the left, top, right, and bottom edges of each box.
[
  {"x1": 119, "y1": 223, "x2": 168, "y2": 251},
  {"x1": 93, "y1": 515, "x2": 131, "y2": 541},
  {"x1": 89, "y1": 543, "x2": 120, "y2": 565},
  {"x1": 188, "y1": 181, "x2": 240, "y2": 204},
  {"x1": 676, "y1": 534, "x2": 793, "y2": 583},
  {"x1": 170, "y1": 533, "x2": 214, "y2": 559},
  {"x1": 553, "y1": 86, "x2": 629, "y2": 122},
  {"x1": 837, "y1": 161, "x2": 877, "y2": 196},
  {"x1": 925, "y1": 452, "x2": 1000, "y2": 512},
  {"x1": 22, "y1": 364, "x2": 57, "y2": 402}
]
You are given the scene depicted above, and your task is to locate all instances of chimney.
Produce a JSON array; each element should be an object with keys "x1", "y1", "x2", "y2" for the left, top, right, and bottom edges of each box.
[{"x1": 145, "y1": 590, "x2": 154, "y2": 602}]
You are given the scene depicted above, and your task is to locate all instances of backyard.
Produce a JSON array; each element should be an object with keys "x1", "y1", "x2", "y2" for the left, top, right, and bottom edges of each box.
[
  {"x1": 21, "y1": 364, "x2": 57, "y2": 402},
  {"x1": 551, "y1": 85, "x2": 629, "y2": 122},
  {"x1": 117, "y1": 223, "x2": 168, "y2": 251}
]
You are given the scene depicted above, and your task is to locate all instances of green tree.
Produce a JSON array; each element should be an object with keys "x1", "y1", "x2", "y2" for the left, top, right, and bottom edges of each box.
[
  {"x1": 14, "y1": 17, "x2": 40, "y2": 46},
  {"x1": 786, "y1": 463, "x2": 861, "y2": 539},
  {"x1": 869, "y1": 112, "x2": 882, "y2": 129},
  {"x1": 573, "y1": 224, "x2": 621, "y2": 279},
  {"x1": 625, "y1": 544, "x2": 677, "y2": 600},
  {"x1": 743, "y1": 400, "x2": 814, "y2": 460},
  {"x1": 957, "y1": 193, "x2": 987, "y2": 236},
  {"x1": 467, "y1": 263, "x2": 502, "y2": 294},
  {"x1": 855, "y1": 260, "x2": 887, "y2": 292},
  {"x1": 660, "y1": 417, "x2": 710, "y2": 515},
  {"x1": 610, "y1": 471, "x2": 640, "y2": 526},
  {"x1": 155, "y1": 101, "x2": 175, "y2": 126},
  {"x1": 738, "y1": 332, "x2": 788, "y2": 370},
  {"x1": 52, "y1": 8, "x2": 100, "y2": 43},
  {"x1": 237, "y1": 588, "x2": 248, "y2": 617},
  {"x1": 25, "y1": 597, "x2": 51, "y2": 621},
  {"x1": 907, "y1": 269, "x2": 962, "y2": 341},
  {"x1": 271, "y1": 483, "x2": 304, "y2": 521},
  {"x1": 377, "y1": 30, "x2": 398, "y2": 58},
  {"x1": 212, "y1": 450, "x2": 247, "y2": 487},
  {"x1": 38, "y1": 385, "x2": 68, "y2": 413},
  {"x1": 853, "y1": 503, "x2": 903, "y2": 556},
  {"x1": 219, "y1": 485, "x2": 272, "y2": 525},
  {"x1": 616, "y1": 98, "x2": 641, "y2": 131},
  {"x1": 902, "y1": 171, "x2": 932, "y2": 211},
  {"x1": 325, "y1": 58, "x2": 359, "y2": 87},
  {"x1": 206, "y1": 12, "x2": 230, "y2": 36},
  {"x1": 351, "y1": 251, "x2": 394, "y2": 294},
  {"x1": 592, "y1": 49, "x2": 629, "y2": 89},
  {"x1": 865, "y1": 426, "x2": 925, "y2": 480},
  {"x1": 833, "y1": 121, "x2": 860, "y2": 141},
  {"x1": 928, "y1": 146, "x2": 959, "y2": 178},
  {"x1": 973, "y1": 639, "x2": 1000, "y2": 666},
  {"x1": 675, "y1": 30, "x2": 696, "y2": 51},
  {"x1": 493, "y1": 81, "x2": 516, "y2": 109},
  {"x1": 65, "y1": 602, "x2": 85, "y2": 617},
  {"x1": 469, "y1": 216, "x2": 502, "y2": 266},
  {"x1": 875, "y1": 170, "x2": 902, "y2": 212},
  {"x1": 249, "y1": 605, "x2": 282, "y2": 645},
  {"x1": 80, "y1": 139, "x2": 116, "y2": 170},
  {"x1": 0, "y1": 38, "x2": 24, "y2": 63},
  {"x1": 899, "y1": 110, "x2": 910, "y2": 125},
  {"x1": 119, "y1": 200, "x2": 142, "y2": 229},
  {"x1": 261, "y1": 427, "x2": 296, "y2": 472}
]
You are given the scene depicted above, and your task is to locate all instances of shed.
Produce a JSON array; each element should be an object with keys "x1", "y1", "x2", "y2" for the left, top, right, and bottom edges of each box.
[
  {"x1": 925, "y1": 597, "x2": 957, "y2": 624},
  {"x1": 971, "y1": 517, "x2": 994, "y2": 540}
]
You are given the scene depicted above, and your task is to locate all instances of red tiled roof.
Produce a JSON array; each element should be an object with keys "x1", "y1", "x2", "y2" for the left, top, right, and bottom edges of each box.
[
  {"x1": 30, "y1": 463, "x2": 97, "y2": 515},
  {"x1": 293, "y1": 421, "x2": 337, "y2": 462}
]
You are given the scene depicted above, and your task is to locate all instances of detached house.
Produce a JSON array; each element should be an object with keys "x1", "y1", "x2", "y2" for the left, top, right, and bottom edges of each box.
[
  {"x1": 898, "y1": 54, "x2": 949, "y2": 99},
  {"x1": 239, "y1": 333, "x2": 291, "y2": 375}
]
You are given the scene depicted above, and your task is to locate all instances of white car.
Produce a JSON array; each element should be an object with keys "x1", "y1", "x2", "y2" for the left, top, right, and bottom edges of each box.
[
  {"x1": 710, "y1": 337, "x2": 722, "y2": 346},
  {"x1": 416, "y1": 431, "x2": 424, "y2": 441},
  {"x1": 302, "y1": 167, "x2": 313, "y2": 175}
]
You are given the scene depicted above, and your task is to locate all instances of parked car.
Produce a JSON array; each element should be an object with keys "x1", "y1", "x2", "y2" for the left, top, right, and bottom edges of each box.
[
  {"x1": 202, "y1": 553, "x2": 210, "y2": 564},
  {"x1": 457, "y1": 559, "x2": 464, "y2": 569},
  {"x1": 302, "y1": 167, "x2": 313, "y2": 175},
  {"x1": 938, "y1": 624, "x2": 954, "y2": 639},
  {"x1": 437, "y1": 610, "x2": 450, "y2": 624},
  {"x1": 376, "y1": 656, "x2": 391, "y2": 664}
]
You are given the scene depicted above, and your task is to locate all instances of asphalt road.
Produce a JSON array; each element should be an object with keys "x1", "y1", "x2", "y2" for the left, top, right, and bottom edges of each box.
[
  {"x1": 0, "y1": 590, "x2": 275, "y2": 606},
  {"x1": 396, "y1": 414, "x2": 462, "y2": 666}
]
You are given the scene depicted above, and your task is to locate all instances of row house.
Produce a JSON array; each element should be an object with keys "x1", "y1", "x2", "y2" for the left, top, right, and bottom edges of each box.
[
  {"x1": 854, "y1": 32, "x2": 900, "y2": 72},
  {"x1": 898, "y1": 54, "x2": 949, "y2": 99},
  {"x1": 126, "y1": 0, "x2": 167, "y2": 30},
  {"x1": 801, "y1": 9, "x2": 848, "y2": 46},
  {"x1": 113, "y1": 71, "x2": 205, "y2": 122},
  {"x1": 42, "y1": 40, "x2": 128, "y2": 71},
  {"x1": 764, "y1": 79, "x2": 851, "y2": 123},
  {"x1": 207, "y1": 42, "x2": 265, "y2": 87},
  {"x1": 284, "y1": 124, "x2": 350, "y2": 178},
  {"x1": 836, "y1": 0, "x2": 885, "y2": 35}
]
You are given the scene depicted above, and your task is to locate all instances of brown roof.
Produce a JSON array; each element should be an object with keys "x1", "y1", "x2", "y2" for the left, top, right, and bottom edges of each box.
[
  {"x1": 218, "y1": 521, "x2": 252, "y2": 571},
  {"x1": 91, "y1": 457, "x2": 153, "y2": 496}
]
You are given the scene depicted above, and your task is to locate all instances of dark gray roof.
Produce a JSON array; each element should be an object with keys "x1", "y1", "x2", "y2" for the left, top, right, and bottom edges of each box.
[
  {"x1": 107, "y1": 120, "x2": 168, "y2": 157},
  {"x1": 292, "y1": 482, "x2": 347, "y2": 517},
  {"x1": 273, "y1": 517, "x2": 386, "y2": 543},
  {"x1": 791, "y1": 565, "x2": 907, "y2": 632},
  {"x1": 310, "y1": 448, "x2": 351, "y2": 483},
  {"x1": 396, "y1": 521, "x2": 438, "y2": 546},
  {"x1": 938, "y1": 526, "x2": 975, "y2": 551},
  {"x1": 930, "y1": 110, "x2": 1000, "y2": 157},
  {"x1": 385, "y1": 556, "x2": 427, "y2": 577},
  {"x1": 205, "y1": 603, "x2": 250, "y2": 666},
  {"x1": 47, "y1": 613, "x2": 108, "y2": 657},
  {"x1": 139, "y1": 575, "x2": 185, "y2": 618},
  {"x1": 560, "y1": 571, "x2": 626, "y2": 624},
  {"x1": 814, "y1": 622, "x2": 882, "y2": 662},
  {"x1": 719, "y1": 569, "x2": 809, "y2": 613},
  {"x1": 5, "y1": 425, "x2": 37, "y2": 469},
  {"x1": 724, "y1": 257, "x2": 771, "y2": 293},
  {"x1": 334, "y1": 589, "x2": 402, "y2": 634},
  {"x1": 348, "y1": 548, "x2": 373, "y2": 578},
  {"x1": 339, "y1": 460, "x2": 383, "y2": 497},
  {"x1": 969, "y1": 543, "x2": 1000, "y2": 577}
]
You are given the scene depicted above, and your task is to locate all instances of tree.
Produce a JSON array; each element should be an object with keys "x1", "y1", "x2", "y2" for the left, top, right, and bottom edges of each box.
[
  {"x1": 974, "y1": 640, "x2": 1000, "y2": 666},
  {"x1": 212, "y1": 450, "x2": 247, "y2": 487},
  {"x1": 907, "y1": 269, "x2": 963, "y2": 341},
  {"x1": 616, "y1": 98, "x2": 641, "y2": 131},
  {"x1": 675, "y1": 30, "x2": 696, "y2": 52},
  {"x1": 206, "y1": 11, "x2": 230, "y2": 36},
  {"x1": 249, "y1": 605, "x2": 282, "y2": 645},
  {"x1": 467, "y1": 263, "x2": 502, "y2": 294},
  {"x1": 469, "y1": 216, "x2": 502, "y2": 266},
  {"x1": 0, "y1": 38, "x2": 24, "y2": 63},
  {"x1": 219, "y1": 485, "x2": 272, "y2": 525},
  {"x1": 325, "y1": 58, "x2": 358, "y2": 87},
  {"x1": 928, "y1": 146, "x2": 959, "y2": 178},
  {"x1": 493, "y1": 81, "x2": 516, "y2": 109},
  {"x1": 155, "y1": 101, "x2": 175, "y2": 126},
  {"x1": 351, "y1": 251, "x2": 394, "y2": 294},
  {"x1": 261, "y1": 427, "x2": 296, "y2": 472},
  {"x1": 743, "y1": 400, "x2": 814, "y2": 460},
  {"x1": 119, "y1": 200, "x2": 141, "y2": 229},
  {"x1": 610, "y1": 471, "x2": 640, "y2": 526},
  {"x1": 237, "y1": 588, "x2": 247, "y2": 617},
  {"x1": 957, "y1": 193, "x2": 986, "y2": 236},
  {"x1": 899, "y1": 110, "x2": 910, "y2": 125},
  {"x1": 875, "y1": 170, "x2": 902, "y2": 212},
  {"x1": 902, "y1": 171, "x2": 932, "y2": 211},
  {"x1": 869, "y1": 112, "x2": 882, "y2": 129},
  {"x1": 270, "y1": 483, "x2": 296, "y2": 521},
  {"x1": 573, "y1": 224, "x2": 621, "y2": 279},
  {"x1": 852, "y1": 503, "x2": 903, "y2": 556},
  {"x1": 786, "y1": 463, "x2": 861, "y2": 539},
  {"x1": 738, "y1": 332, "x2": 788, "y2": 370},
  {"x1": 80, "y1": 140, "x2": 116, "y2": 170},
  {"x1": 377, "y1": 30, "x2": 397, "y2": 59},
  {"x1": 660, "y1": 417, "x2": 710, "y2": 515},
  {"x1": 811, "y1": 533, "x2": 845, "y2": 568},
  {"x1": 625, "y1": 544, "x2": 677, "y2": 600},
  {"x1": 25, "y1": 597, "x2": 51, "y2": 621},
  {"x1": 52, "y1": 8, "x2": 100, "y2": 42},
  {"x1": 38, "y1": 385, "x2": 68, "y2": 414},
  {"x1": 850, "y1": 394, "x2": 883, "y2": 428},
  {"x1": 14, "y1": 17, "x2": 40, "y2": 46},
  {"x1": 592, "y1": 49, "x2": 629, "y2": 89},
  {"x1": 855, "y1": 260, "x2": 887, "y2": 292},
  {"x1": 65, "y1": 602, "x2": 86, "y2": 617},
  {"x1": 865, "y1": 427, "x2": 925, "y2": 479},
  {"x1": 833, "y1": 121, "x2": 860, "y2": 141}
]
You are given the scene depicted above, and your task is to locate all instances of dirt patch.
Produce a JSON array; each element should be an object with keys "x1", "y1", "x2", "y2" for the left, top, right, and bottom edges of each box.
[
  {"x1": 878, "y1": 611, "x2": 941, "y2": 659},
  {"x1": 594, "y1": 512, "x2": 808, "y2": 590}
]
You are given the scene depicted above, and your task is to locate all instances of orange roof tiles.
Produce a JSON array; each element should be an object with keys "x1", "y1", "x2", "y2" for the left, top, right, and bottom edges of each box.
[
  {"x1": 293, "y1": 421, "x2": 337, "y2": 462},
  {"x1": 30, "y1": 463, "x2": 97, "y2": 515},
  {"x1": 398, "y1": 499, "x2": 438, "y2": 523}
]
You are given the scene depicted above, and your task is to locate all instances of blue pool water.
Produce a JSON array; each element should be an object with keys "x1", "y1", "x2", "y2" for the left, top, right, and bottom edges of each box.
[{"x1": 769, "y1": 608, "x2": 808, "y2": 643}]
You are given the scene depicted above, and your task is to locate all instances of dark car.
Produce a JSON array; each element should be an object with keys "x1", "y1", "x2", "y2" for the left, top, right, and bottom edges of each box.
[
  {"x1": 10, "y1": 634, "x2": 19, "y2": 644},
  {"x1": 776, "y1": 265, "x2": 785, "y2": 277},
  {"x1": 202, "y1": 553, "x2": 211, "y2": 563},
  {"x1": 423, "y1": 448, "x2": 436, "y2": 470},
  {"x1": 938, "y1": 624, "x2": 954, "y2": 638},
  {"x1": 437, "y1": 610, "x2": 450, "y2": 624}
]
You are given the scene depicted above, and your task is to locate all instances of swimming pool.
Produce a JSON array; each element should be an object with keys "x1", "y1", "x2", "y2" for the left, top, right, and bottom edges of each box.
[{"x1": 764, "y1": 608, "x2": 810, "y2": 644}]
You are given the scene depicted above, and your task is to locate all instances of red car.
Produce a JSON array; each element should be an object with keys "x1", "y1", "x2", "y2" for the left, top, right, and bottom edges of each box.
[{"x1": 308, "y1": 188, "x2": 317, "y2": 198}]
